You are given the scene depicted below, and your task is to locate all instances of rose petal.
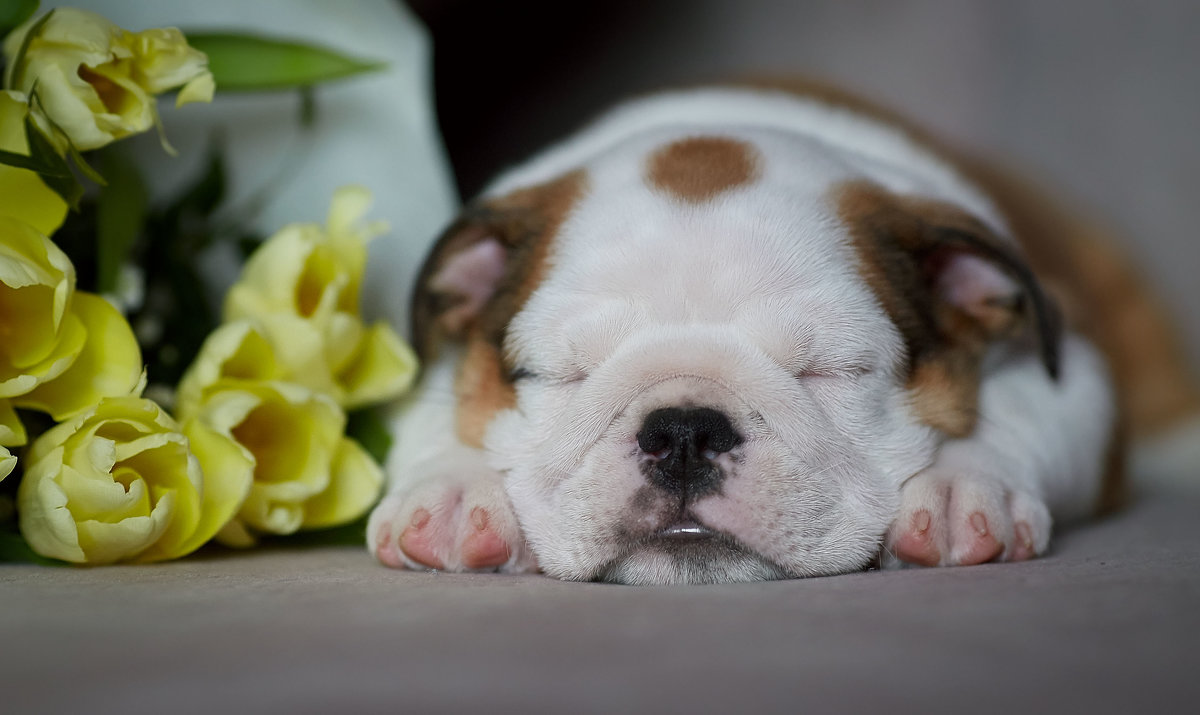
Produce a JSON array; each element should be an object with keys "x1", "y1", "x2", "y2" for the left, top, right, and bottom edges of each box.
[
  {"x1": 76, "y1": 490, "x2": 175, "y2": 565},
  {"x1": 0, "y1": 92, "x2": 68, "y2": 235},
  {"x1": 16, "y1": 292, "x2": 142, "y2": 419},
  {"x1": 0, "y1": 399, "x2": 27, "y2": 447},
  {"x1": 16, "y1": 452, "x2": 87, "y2": 562},
  {"x1": 0, "y1": 445, "x2": 14, "y2": 481},
  {"x1": 175, "y1": 71, "x2": 215, "y2": 106},
  {"x1": 303, "y1": 437, "x2": 384, "y2": 529},
  {"x1": 177, "y1": 413, "x2": 256, "y2": 556},
  {"x1": 339, "y1": 322, "x2": 418, "y2": 410}
]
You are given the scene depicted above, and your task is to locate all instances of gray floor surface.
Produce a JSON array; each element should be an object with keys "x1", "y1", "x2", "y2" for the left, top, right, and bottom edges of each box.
[{"x1": 3, "y1": 490, "x2": 1197, "y2": 714}]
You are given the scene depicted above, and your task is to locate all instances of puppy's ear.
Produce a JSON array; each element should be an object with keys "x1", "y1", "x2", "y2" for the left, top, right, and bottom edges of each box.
[
  {"x1": 841, "y1": 183, "x2": 1061, "y2": 435},
  {"x1": 411, "y1": 171, "x2": 586, "y2": 360},
  {"x1": 920, "y1": 225, "x2": 1061, "y2": 378},
  {"x1": 411, "y1": 214, "x2": 506, "y2": 359}
]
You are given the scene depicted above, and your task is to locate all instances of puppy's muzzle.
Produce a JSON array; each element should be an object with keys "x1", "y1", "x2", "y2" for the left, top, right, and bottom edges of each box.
[{"x1": 637, "y1": 407, "x2": 740, "y2": 499}]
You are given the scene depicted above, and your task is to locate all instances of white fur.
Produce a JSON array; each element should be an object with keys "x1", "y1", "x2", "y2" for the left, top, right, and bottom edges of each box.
[
  {"x1": 885, "y1": 336, "x2": 1116, "y2": 567},
  {"x1": 370, "y1": 87, "x2": 1122, "y2": 584}
]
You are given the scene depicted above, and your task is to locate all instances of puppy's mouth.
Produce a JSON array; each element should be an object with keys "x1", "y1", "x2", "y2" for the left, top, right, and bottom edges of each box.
[
  {"x1": 656, "y1": 520, "x2": 716, "y2": 540},
  {"x1": 593, "y1": 516, "x2": 789, "y2": 585}
]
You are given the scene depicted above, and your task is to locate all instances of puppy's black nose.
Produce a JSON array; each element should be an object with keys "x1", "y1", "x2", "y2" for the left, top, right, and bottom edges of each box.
[{"x1": 638, "y1": 407, "x2": 739, "y2": 497}]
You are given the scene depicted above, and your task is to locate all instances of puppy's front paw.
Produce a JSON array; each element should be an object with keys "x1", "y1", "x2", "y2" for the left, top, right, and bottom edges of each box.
[
  {"x1": 885, "y1": 467, "x2": 1051, "y2": 567},
  {"x1": 367, "y1": 466, "x2": 536, "y2": 573}
]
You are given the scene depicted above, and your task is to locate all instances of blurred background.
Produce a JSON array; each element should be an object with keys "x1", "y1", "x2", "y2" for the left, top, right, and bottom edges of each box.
[{"x1": 410, "y1": 0, "x2": 1200, "y2": 363}]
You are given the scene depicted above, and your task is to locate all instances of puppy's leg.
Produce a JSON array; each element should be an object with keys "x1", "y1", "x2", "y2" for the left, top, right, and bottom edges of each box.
[
  {"x1": 887, "y1": 334, "x2": 1118, "y2": 567},
  {"x1": 368, "y1": 350, "x2": 536, "y2": 572}
]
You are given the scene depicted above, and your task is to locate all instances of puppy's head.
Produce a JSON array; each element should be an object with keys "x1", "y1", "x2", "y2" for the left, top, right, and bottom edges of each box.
[{"x1": 414, "y1": 129, "x2": 1057, "y2": 584}]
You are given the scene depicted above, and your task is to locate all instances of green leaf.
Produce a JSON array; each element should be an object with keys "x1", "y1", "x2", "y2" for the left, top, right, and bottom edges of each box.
[
  {"x1": 186, "y1": 32, "x2": 385, "y2": 91},
  {"x1": 0, "y1": 0, "x2": 38, "y2": 37},
  {"x1": 0, "y1": 147, "x2": 53, "y2": 173},
  {"x1": 6, "y1": 7, "x2": 51, "y2": 89},
  {"x1": 23, "y1": 112, "x2": 82, "y2": 209},
  {"x1": 95, "y1": 150, "x2": 147, "y2": 294},
  {"x1": 0, "y1": 528, "x2": 65, "y2": 565},
  {"x1": 261, "y1": 516, "x2": 369, "y2": 548},
  {"x1": 66, "y1": 142, "x2": 106, "y2": 186},
  {"x1": 346, "y1": 408, "x2": 393, "y2": 465}
]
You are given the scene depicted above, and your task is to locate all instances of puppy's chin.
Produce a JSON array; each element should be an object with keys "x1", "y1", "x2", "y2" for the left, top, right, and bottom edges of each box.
[{"x1": 593, "y1": 538, "x2": 790, "y2": 585}]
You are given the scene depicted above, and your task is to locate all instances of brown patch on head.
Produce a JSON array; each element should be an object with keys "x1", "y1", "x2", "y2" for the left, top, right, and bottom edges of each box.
[
  {"x1": 838, "y1": 181, "x2": 1060, "y2": 437},
  {"x1": 455, "y1": 334, "x2": 516, "y2": 447},
  {"x1": 646, "y1": 136, "x2": 760, "y2": 203}
]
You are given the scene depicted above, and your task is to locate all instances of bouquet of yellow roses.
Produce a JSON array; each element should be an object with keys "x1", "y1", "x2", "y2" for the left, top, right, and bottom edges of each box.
[{"x1": 0, "y1": 3, "x2": 416, "y2": 564}]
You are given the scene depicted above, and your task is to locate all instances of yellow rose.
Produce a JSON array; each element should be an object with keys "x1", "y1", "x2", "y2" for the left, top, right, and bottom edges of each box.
[
  {"x1": 0, "y1": 217, "x2": 143, "y2": 431},
  {"x1": 16, "y1": 396, "x2": 249, "y2": 564},
  {"x1": 3, "y1": 8, "x2": 214, "y2": 152},
  {"x1": 224, "y1": 186, "x2": 417, "y2": 409},
  {"x1": 0, "y1": 91, "x2": 67, "y2": 235},
  {"x1": 182, "y1": 379, "x2": 382, "y2": 546}
]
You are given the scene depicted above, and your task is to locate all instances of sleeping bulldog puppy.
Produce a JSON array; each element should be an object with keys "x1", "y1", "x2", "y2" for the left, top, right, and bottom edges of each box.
[{"x1": 367, "y1": 81, "x2": 1200, "y2": 584}]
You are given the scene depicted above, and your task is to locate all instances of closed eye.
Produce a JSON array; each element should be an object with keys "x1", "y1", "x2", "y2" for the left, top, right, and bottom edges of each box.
[
  {"x1": 793, "y1": 365, "x2": 872, "y2": 380},
  {"x1": 508, "y1": 366, "x2": 588, "y2": 384},
  {"x1": 509, "y1": 367, "x2": 537, "y2": 382}
]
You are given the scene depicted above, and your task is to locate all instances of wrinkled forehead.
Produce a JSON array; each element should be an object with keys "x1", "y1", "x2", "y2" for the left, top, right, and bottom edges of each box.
[
  {"x1": 501, "y1": 131, "x2": 917, "y2": 375},
  {"x1": 537, "y1": 129, "x2": 880, "y2": 313}
]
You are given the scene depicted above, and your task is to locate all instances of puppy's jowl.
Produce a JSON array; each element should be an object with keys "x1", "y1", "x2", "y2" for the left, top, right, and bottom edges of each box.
[{"x1": 368, "y1": 83, "x2": 1199, "y2": 584}]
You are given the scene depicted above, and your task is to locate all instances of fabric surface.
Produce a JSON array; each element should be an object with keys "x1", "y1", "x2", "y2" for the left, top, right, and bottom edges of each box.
[{"x1": 3, "y1": 489, "x2": 1197, "y2": 714}]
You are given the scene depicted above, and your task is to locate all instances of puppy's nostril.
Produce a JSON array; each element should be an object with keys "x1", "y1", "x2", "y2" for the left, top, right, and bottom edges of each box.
[
  {"x1": 637, "y1": 407, "x2": 739, "y2": 460},
  {"x1": 637, "y1": 427, "x2": 671, "y2": 459}
]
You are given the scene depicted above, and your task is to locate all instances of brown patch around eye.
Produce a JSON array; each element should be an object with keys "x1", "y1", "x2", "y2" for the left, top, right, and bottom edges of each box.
[
  {"x1": 646, "y1": 136, "x2": 760, "y2": 203},
  {"x1": 837, "y1": 181, "x2": 1051, "y2": 437},
  {"x1": 906, "y1": 354, "x2": 982, "y2": 438},
  {"x1": 455, "y1": 334, "x2": 517, "y2": 448},
  {"x1": 439, "y1": 170, "x2": 586, "y2": 446}
]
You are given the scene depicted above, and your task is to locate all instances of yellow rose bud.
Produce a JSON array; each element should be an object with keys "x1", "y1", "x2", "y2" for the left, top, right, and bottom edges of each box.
[
  {"x1": 2, "y1": 9, "x2": 214, "y2": 152},
  {"x1": 185, "y1": 380, "x2": 383, "y2": 546},
  {"x1": 16, "y1": 396, "x2": 247, "y2": 564},
  {"x1": 0, "y1": 91, "x2": 67, "y2": 236},
  {"x1": 174, "y1": 321, "x2": 286, "y2": 421},
  {"x1": 224, "y1": 187, "x2": 417, "y2": 408},
  {"x1": 0, "y1": 217, "x2": 143, "y2": 421}
]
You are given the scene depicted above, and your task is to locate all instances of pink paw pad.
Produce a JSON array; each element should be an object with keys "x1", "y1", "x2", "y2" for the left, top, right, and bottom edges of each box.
[
  {"x1": 399, "y1": 508, "x2": 446, "y2": 570},
  {"x1": 460, "y1": 507, "x2": 512, "y2": 569},
  {"x1": 887, "y1": 469, "x2": 1052, "y2": 569},
  {"x1": 1009, "y1": 522, "x2": 1037, "y2": 561},
  {"x1": 375, "y1": 523, "x2": 406, "y2": 569},
  {"x1": 890, "y1": 509, "x2": 941, "y2": 566},
  {"x1": 953, "y1": 512, "x2": 1004, "y2": 565}
]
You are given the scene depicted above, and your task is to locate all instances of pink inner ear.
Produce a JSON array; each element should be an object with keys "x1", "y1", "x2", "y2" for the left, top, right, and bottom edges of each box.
[
  {"x1": 430, "y1": 237, "x2": 507, "y2": 332},
  {"x1": 935, "y1": 252, "x2": 1020, "y2": 320}
]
